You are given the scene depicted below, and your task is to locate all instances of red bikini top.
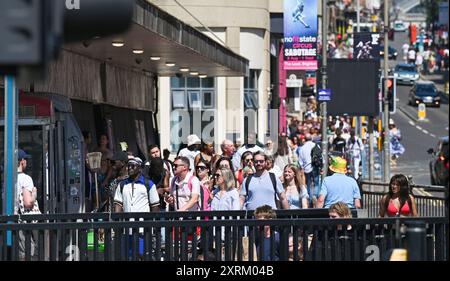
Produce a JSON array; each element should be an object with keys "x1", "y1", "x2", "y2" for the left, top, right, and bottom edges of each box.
[{"x1": 387, "y1": 200, "x2": 411, "y2": 217}]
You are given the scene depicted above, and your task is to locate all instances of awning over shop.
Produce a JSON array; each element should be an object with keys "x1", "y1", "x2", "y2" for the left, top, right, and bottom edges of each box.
[{"x1": 64, "y1": 0, "x2": 249, "y2": 77}]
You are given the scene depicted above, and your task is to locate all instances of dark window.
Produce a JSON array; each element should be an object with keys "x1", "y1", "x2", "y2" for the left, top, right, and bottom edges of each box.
[
  {"x1": 187, "y1": 77, "x2": 200, "y2": 88},
  {"x1": 171, "y1": 77, "x2": 185, "y2": 88}
]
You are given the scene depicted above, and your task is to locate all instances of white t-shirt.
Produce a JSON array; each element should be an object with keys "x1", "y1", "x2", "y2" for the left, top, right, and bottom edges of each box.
[
  {"x1": 402, "y1": 43, "x2": 410, "y2": 55},
  {"x1": 170, "y1": 172, "x2": 201, "y2": 211},
  {"x1": 408, "y1": 49, "x2": 416, "y2": 60},
  {"x1": 114, "y1": 176, "x2": 160, "y2": 213},
  {"x1": 15, "y1": 172, "x2": 35, "y2": 214},
  {"x1": 415, "y1": 54, "x2": 423, "y2": 66}
]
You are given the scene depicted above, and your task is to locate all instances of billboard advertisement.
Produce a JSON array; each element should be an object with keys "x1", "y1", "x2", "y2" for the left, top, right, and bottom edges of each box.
[
  {"x1": 353, "y1": 32, "x2": 381, "y2": 60},
  {"x1": 283, "y1": 0, "x2": 318, "y2": 70}
]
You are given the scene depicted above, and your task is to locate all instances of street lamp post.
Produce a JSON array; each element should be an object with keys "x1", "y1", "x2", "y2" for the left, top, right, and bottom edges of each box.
[
  {"x1": 383, "y1": 0, "x2": 391, "y2": 183},
  {"x1": 321, "y1": 0, "x2": 329, "y2": 182}
]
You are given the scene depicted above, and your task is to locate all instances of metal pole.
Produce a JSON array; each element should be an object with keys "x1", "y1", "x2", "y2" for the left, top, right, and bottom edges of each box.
[
  {"x1": 406, "y1": 221, "x2": 426, "y2": 261},
  {"x1": 94, "y1": 171, "x2": 99, "y2": 210},
  {"x1": 383, "y1": 0, "x2": 390, "y2": 183},
  {"x1": 356, "y1": 0, "x2": 364, "y2": 178},
  {"x1": 3, "y1": 76, "x2": 18, "y2": 246},
  {"x1": 368, "y1": 118, "x2": 375, "y2": 191},
  {"x1": 356, "y1": 0, "x2": 361, "y2": 33},
  {"x1": 321, "y1": 0, "x2": 329, "y2": 182}
]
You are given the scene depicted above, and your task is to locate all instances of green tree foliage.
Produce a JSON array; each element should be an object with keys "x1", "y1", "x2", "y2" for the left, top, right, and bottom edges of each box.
[{"x1": 421, "y1": 0, "x2": 443, "y2": 25}]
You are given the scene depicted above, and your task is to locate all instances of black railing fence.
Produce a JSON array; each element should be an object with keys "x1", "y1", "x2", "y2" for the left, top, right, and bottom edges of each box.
[
  {"x1": 359, "y1": 181, "x2": 447, "y2": 218},
  {"x1": 0, "y1": 211, "x2": 447, "y2": 261}
]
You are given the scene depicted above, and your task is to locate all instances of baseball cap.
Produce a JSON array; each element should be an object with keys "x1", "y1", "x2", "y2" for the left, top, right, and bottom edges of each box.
[
  {"x1": 187, "y1": 134, "x2": 201, "y2": 147},
  {"x1": 18, "y1": 149, "x2": 31, "y2": 160}
]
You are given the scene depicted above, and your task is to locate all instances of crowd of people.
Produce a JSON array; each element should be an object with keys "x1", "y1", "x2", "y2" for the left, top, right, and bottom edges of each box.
[
  {"x1": 14, "y1": 101, "x2": 419, "y2": 261},
  {"x1": 73, "y1": 112, "x2": 414, "y2": 220}
]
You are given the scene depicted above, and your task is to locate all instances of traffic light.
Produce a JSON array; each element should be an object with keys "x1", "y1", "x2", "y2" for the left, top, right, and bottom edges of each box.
[
  {"x1": 0, "y1": 0, "x2": 133, "y2": 77},
  {"x1": 381, "y1": 77, "x2": 397, "y2": 114}
]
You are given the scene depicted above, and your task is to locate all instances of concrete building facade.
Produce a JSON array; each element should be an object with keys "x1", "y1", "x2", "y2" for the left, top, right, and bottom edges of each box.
[{"x1": 149, "y1": 0, "x2": 282, "y2": 152}]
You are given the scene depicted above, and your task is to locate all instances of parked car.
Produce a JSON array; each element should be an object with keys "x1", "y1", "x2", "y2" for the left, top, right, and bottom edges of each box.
[
  {"x1": 380, "y1": 46, "x2": 398, "y2": 60},
  {"x1": 427, "y1": 137, "x2": 449, "y2": 186},
  {"x1": 408, "y1": 81, "x2": 441, "y2": 107},
  {"x1": 393, "y1": 63, "x2": 420, "y2": 85}
]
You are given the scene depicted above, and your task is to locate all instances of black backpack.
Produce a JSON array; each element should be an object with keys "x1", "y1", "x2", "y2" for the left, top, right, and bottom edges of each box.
[{"x1": 310, "y1": 143, "x2": 323, "y2": 168}]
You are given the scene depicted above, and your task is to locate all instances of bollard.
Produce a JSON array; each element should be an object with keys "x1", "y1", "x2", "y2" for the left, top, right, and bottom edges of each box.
[
  {"x1": 406, "y1": 221, "x2": 426, "y2": 261},
  {"x1": 418, "y1": 103, "x2": 426, "y2": 121}
]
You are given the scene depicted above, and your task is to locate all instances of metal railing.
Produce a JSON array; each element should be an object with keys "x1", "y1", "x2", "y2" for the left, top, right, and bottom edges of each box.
[
  {"x1": 0, "y1": 212, "x2": 447, "y2": 261},
  {"x1": 359, "y1": 181, "x2": 447, "y2": 218}
]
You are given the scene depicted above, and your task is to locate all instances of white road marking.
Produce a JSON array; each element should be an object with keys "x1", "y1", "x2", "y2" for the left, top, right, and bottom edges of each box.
[
  {"x1": 430, "y1": 133, "x2": 436, "y2": 138},
  {"x1": 422, "y1": 129, "x2": 429, "y2": 134},
  {"x1": 409, "y1": 121, "x2": 415, "y2": 126},
  {"x1": 416, "y1": 125, "x2": 422, "y2": 130}
]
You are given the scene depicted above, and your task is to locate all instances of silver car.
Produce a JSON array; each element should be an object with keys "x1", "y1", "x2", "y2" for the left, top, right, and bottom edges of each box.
[{"x1": 393, "y1": 63, "x2": 420, "y2": 85}]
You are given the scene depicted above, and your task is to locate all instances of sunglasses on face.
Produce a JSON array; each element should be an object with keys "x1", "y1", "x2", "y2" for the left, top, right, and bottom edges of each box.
[
  {"x1": 196, "y1": 166, "x2": 207, "y2": 171},
  {"x1": 245, "y1": 158, "x2": 253, "y2": 163},
  {"x1": 173, "y1": 163, "x2": 185, "y2": 169},
  {"x1": 127, "y1": 164, "x2": 139, "y2": 169}
]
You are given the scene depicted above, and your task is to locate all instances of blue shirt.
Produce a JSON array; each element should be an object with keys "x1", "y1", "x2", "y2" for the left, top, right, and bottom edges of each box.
[
  {"x1": 240, "y1": 172, "x2": 285, "y2": 210},
  {"x1": 319, "y1": 173, "x2": 361, "y2": 208},
  {"x1": 255, "y1": 232, "x2": 280, "y2": 261}
]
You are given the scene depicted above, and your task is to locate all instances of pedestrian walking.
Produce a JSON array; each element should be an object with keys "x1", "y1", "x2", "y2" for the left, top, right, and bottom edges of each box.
[
  {"x1": 317, "y1": 156, "x2": 361, "y2": 209},
  {"x1": 282, "y1": 164, "x2": 309, "y2": 209},
  {"x1": 298, "y1": 134, "x2": 321, "y2": 206},
  {"x1": 16, "y1": 149, "x2": 41, "y2": 260},
  {"x1": 346, "y1": 129, "x2": 364, "y2": 180},
  {"x1": 165, "y1": 156, "x2": 201, "y2": 211},
  {"x1": 106, "y1": 150, "x2": 129, "y2": 212},
  {"x1": 388, "y1": 119, "x2": 405, "y2": 165},
  {"x1": 210, "y1": 167, "x2": 240, "y2": 211},
  {"x1": 178, "y1": 134, "x2": 201, "y2": 171},
  {"x1": 239, "y1": 151, "x2": 289, "y2": 210}
]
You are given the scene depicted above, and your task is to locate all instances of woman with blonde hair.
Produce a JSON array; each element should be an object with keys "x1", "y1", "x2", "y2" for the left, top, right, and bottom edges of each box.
[
  {"x1": 282, "y1": 164, "x2": 309, "y2": 209},
  {"x1": 211, "y1": 167, "x2": 240, "y2": 211}
]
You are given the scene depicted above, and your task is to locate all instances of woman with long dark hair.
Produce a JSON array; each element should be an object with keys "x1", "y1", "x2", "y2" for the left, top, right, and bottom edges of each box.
[
  {"x1": 235, "y1": 151, "x2": 254, "y2": 188},
  {"x1": 274, "y1": 135, "x2": 292, "y2": 173},
  {"x1": 195, "y1": 158, "x2": 213, "y2": 211},
  {"x1": 379, "y1": 174, "x2": 418, "y2": 217}
]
